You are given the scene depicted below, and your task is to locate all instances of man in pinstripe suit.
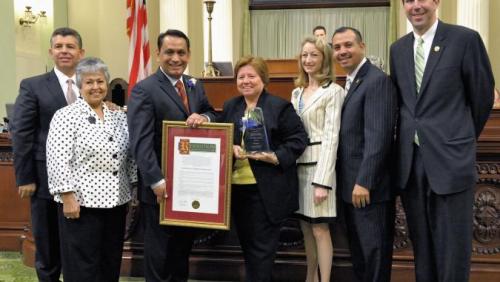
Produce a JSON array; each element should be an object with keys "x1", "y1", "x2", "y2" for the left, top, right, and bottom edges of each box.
[{"x1": 332, "y1": 27, "x2": 397, "y2": 282}]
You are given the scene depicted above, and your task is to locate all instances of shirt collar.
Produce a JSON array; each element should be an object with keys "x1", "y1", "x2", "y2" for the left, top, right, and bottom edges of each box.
[
  {"x1": 347, "y1": 57, "x2": 367, "y2": 82},
  {"x1": 54, "y1": 67, "x2": 76, "y2": 85},
  {"x1": 159, "y1": 66, "x2": 184, "y2": 87},
  {"x1": 413, "y1": 19, "x2": 438, "y2": 43}
]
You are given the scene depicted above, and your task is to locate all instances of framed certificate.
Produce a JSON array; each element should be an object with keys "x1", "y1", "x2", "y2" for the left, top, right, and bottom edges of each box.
[{"x1": 160, "y1": 121, "x2": 234, "y2": 230}]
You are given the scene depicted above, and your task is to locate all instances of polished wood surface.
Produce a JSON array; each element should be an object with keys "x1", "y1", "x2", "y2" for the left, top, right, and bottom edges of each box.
[{"x1": 0, "y1": 133, "x2": 30, "y2": 252}]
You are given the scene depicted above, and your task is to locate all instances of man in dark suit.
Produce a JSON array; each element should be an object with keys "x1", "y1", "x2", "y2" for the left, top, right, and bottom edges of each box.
[
  {"x1": 332, "y1": 27, "x2": 397, "y2": 282},
  {"x1": 127, "y1": 29, "x2": 216, "y2": 282},
  {"x1": 11, "y1": 27, "x2": 85, "y2": 282},
  {"x1": 390, "y1": 1, "x2": 494, "y2": 281}
]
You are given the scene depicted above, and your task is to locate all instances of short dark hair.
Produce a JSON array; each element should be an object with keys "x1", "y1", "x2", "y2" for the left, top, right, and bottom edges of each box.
[
  {"x1": 332, "y1": 26, "x2": 363, "y2": 43},
  {"x1": 313, "y1": 25, "x2": 327, "y2": 34},
  {"x1": 157, "y1": 29, "x2": 190, "y2": 51},
  {"x1": 50, "y1": 27, "x2": 83, "y2": 48}
]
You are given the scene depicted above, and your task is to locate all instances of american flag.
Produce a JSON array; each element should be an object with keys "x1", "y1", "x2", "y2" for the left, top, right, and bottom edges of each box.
[{"x1": 127, "y1": 0, "x2": 151, "y2": 96}]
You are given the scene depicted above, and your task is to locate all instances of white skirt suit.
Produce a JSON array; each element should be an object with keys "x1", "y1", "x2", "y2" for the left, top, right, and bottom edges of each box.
[{"x1": 291, "y1": 81, "x2": 345, "y2": 223}]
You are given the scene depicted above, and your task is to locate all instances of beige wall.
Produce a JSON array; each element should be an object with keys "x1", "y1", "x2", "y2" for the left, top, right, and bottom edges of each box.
[
  {"x1": 187, "y1": 0, "x2": 205, "y2": 77},
  {"x1": 68, "y1": 0, "x2": 160, "y2": 80},
  {"x1": 0, "y1": 0, "x2": 16, "y2": 120},
  {"x1": 440, "y1": 0, "x2": 457, "y2": 24},
  {"x1": 68, "y1": 0, "x2": 129, "y2": 80},
  {"x1": 490, "y1": 0, "x2": 500, "y2": 86}
]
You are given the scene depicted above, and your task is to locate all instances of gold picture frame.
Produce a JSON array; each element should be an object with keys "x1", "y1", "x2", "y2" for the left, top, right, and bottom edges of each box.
[{"x1": 160, "y1": 121, "x2": 233, "y2": 230}]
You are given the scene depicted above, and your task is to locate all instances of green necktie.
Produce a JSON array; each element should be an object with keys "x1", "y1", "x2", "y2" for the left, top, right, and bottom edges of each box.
[
  {"x1": 414, "y1": 37, "x2": 424, "y2": 145},
  {"x1": 415, "y1": 37, "x2": 425, "y2": 93}
]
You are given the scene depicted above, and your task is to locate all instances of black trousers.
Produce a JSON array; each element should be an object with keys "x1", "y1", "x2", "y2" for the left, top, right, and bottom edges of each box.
[
  {"x1": 58, "y1": 204, "x2": 127, "y2": 282},
  {"x1": 343, "y1": 200, "x2": 395, "y2": 282},
  {"x1": 31, "y1": 196, "x2": 61, "y2": 282},
  {"x1": 401, "y1": 145, "x2": 473, "y2": 282},
  {"x1": 142, "y1": 203, "x2": 197, "y2": 282},
  {"x1": 232, "y1": 184, "x2": 282, "y2": 282}
]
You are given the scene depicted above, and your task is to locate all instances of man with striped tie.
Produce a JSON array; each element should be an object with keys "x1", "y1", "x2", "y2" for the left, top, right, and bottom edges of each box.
[{"x1": 389, "y1": 0, "x2": 494, "y2": 281}]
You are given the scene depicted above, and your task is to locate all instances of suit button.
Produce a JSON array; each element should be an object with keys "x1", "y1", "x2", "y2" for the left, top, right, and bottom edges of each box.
[
  {"x1": 109, "y1": 137, "x2": 114, "y2": 142},
  {"x1": 113, "y1": 171, "x2": 118, "y2": 176},
  {"x1": 112, "y1": 154, "x2": 118, "y2": 159}
]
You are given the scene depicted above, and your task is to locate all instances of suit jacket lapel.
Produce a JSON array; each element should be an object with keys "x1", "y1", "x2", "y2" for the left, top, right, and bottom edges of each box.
[
  {"x1": 342, "y1": 61, "x2": 370, "y2": 109},
  {"x1": 418, "y1": 21, "x2": 446, "y2": 99},
  {"x1": 301, "y1": 81, "x2": 333, "y2": 115},
  {"x1": 46, "y1": 70, "x2": 68, "y2": 106},
  {"x1": 156, "y1": 70, "x2": 189, "y2": 115},
  {"x1": 403, "y1": 35, "x2": 416, "y2": 100}
]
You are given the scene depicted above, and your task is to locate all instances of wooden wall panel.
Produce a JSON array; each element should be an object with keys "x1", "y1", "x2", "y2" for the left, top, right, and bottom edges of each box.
[{"x1": 0, "y1": 133, "x2": 30, "y2": 252}]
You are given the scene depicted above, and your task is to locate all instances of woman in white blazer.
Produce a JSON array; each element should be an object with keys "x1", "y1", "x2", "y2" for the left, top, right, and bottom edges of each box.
[{"x1": 291, "y1": 37, "x2": 345, "y2": 282}]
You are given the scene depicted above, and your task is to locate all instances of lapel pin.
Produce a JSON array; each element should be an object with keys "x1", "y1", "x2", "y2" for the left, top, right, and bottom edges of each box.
[
  {"x1": 434, "y1": 46, "x2": 440, "y2": 52},
  {"x1": 356, "y1": 79, "x2": 360, "y2": 84}
]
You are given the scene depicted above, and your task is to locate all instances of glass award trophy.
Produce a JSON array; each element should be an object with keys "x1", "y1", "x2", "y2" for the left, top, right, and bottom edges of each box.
[{"x1": 241, "y1": 107, "x2": 271, "y2": 154}]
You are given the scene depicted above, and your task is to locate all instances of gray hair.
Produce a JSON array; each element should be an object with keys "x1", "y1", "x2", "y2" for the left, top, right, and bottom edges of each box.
[{"x1": 75, "y1": 57, "x2": 110, "y2": 88}]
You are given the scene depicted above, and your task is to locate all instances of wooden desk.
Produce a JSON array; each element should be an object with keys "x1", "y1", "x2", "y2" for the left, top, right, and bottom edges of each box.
[{"x1": 0, "y1": 133, "x2": 30, "y2": 252}]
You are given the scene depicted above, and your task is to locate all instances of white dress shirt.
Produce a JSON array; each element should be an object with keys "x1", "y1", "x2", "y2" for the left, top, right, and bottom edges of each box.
[
  {"x1": 53, "y1": 67, "x2": 79, "y2": 101},
  {"x1": 346, "y1": 57, "x2": 368, "y2": 89},
  {"x1": 47, "y1": 98, "x2": 137, "y2": 208},
  {"x1": 412, "y1": 19, "x2": 438, "y2": 68}
]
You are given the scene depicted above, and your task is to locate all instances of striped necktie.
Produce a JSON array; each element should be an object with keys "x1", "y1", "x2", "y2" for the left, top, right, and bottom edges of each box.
[
  {"x1": 414, "y1": 38, "x2": 425, "y2": 146},
  {"x1": 175, "y1": 80, "x2": 190, "y2": 114},
  {"x1": 415, "y1": 37, "x2": 425, "y2": 94},
  {"x1": 345, "y1": 77, "x2": 352, "y2": 93}
]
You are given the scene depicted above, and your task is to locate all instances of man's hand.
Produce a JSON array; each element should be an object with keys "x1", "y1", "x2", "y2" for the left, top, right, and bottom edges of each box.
[
  {"x1": 61, "y1": 192, "x2": 80, "y2": 219},
  {"x1": 313, "y1": 186, "x2": 329, "y2": 205},
  {"x1": 152, "y1": 182, "x2": 167, "y2": 204},
  {"x1": 105, "y1": 101, "x2": 124, "y2": 111},
  {"x1": 186, "y1": 113, "x2": 208, "y2": 128},
  {"x1": 352, "y1": 184, "x2": 370, "y2": 208},
  {"x1": 18, "y1": 183, "x2": 36, "y2": 198}
]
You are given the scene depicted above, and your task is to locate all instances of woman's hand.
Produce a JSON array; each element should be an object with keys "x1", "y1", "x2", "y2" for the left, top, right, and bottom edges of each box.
[
  {"x1": 313, "y1": 186, "x2": 329, "y2": 205},
  {"x1": 61, "y1": 192, "x2": 80, "y2": 219},
  {"x1": 233, "y1": 145, "x2": 247, "y2": 160},
  {"x1": 246, "y1": 151, "x2": 279, "y2": 165}
]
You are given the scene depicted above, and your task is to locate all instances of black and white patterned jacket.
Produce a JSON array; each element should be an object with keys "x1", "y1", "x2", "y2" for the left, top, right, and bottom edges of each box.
[{"x1": 47, "y1": 98, "x2": 137, "y2": 208}]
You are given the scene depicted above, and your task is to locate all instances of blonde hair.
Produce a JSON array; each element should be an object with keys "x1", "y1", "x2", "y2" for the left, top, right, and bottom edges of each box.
[{"x1": 294, "y1": 37, "x2": 334, "y2": 88}]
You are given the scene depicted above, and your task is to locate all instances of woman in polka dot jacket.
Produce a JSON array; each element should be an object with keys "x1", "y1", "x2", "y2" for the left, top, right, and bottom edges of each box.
[{"x1": 46, "y1": 57, "x2": 137, "y2": 282}]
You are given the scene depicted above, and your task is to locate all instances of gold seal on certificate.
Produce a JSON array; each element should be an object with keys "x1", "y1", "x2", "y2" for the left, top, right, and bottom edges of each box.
[
  {"x1": 192, "y1": 200, "x2": 200, "y2": 209},
  {"x1": 241, "y1": 107, "x2": 271, "y2": 154}
]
